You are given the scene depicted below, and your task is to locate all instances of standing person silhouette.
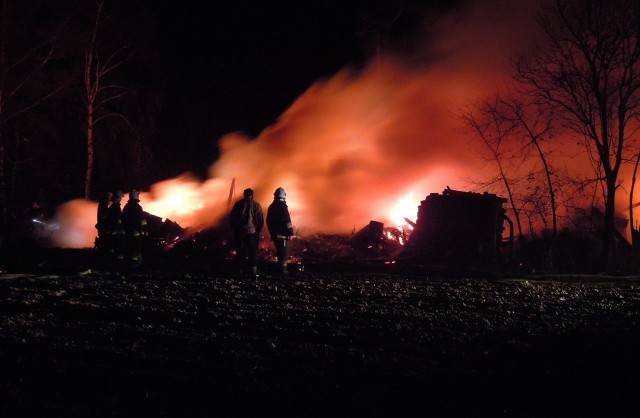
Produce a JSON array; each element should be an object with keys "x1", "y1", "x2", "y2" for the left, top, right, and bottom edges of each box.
[
  {"x1": 229, "y1": 188, "x2": 264, "y2": 278},
  {"x1": 95, "y1": 191, "x2": 112, "y2": 253},
  {"x1": 267, "y1": 187, "x2": 294, "y2": 276},
  {"x1": 122, "y1": 189, "x2": 148, "y2": 267},
  {"x1": 106, "y1": 191, "x2": 125, "y2": 264}
]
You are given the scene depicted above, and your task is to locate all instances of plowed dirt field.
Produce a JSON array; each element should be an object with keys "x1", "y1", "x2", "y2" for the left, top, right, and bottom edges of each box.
[{"x1": 1, "y1": 250, "x2": 640, "y2": 417}]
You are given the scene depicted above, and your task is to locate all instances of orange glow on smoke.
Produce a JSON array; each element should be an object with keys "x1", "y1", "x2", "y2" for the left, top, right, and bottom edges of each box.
[
  {"x1": 52, "y1": 1, "x2": 578, "y2": 248},
  {"x1": 53, "y1": 56, "x2": 494, "y2": 248}
]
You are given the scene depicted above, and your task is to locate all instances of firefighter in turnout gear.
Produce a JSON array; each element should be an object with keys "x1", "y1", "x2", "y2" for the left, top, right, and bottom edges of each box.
[
  {"x1": 106, "y1": 191, "x2": 125, "y2": 264},
  {"x1": 267, "y1": 187, "x2": 294, "y2": 276},
  {"x1": 95, "y1": 191, "x2": 112, "y2": 253},
  {"x1": 229, "y1": 188, "x2": 264, "y2": 278},
  {"x1": 122, "y1": 189, "x2": 148, "y2": 267}
]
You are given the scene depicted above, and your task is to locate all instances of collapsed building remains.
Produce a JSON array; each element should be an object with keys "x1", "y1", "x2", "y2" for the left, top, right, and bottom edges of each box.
[{"x1": 404, "y1": 188, "x2": 512, "y2": 266}]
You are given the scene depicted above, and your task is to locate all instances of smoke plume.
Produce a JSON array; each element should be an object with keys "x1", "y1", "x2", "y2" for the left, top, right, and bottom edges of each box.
[{"x1": 52, "y1": 0, "x2": 545, "y2": 248}]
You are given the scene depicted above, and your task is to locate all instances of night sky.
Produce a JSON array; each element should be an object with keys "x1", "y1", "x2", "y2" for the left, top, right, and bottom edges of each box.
[{"x1": 148, "y1": 0, "x2": 462, "y2": 180}]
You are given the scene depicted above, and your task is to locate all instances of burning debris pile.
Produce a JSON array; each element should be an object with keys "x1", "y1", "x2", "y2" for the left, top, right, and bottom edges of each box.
[
  {"x1": 142, "y1": 212, "x2": 186, "y2": 251},
  {"x1": 4, "y1": 187, "x2": 521, "y2": 275},
  {"x1": 161, "y1": 187, "x2": 514, "y2": 275},
  {"x1": 350, "y1": 221, "x2": 404, "y2": 259},
  {"x1": 403, "y1": 188, "x2": 511, "y2": 268}
]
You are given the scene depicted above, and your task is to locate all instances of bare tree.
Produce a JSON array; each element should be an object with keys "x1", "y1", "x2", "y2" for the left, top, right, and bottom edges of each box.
[
  {"x1": 500, "y1": 97, "x2": 558, "y2": 241},
  {"x1": 0, "y1": 0, "x2": 69, "y2": 209},
  {"x1": 459, "y1": 96, "x2": 525, "y2": 240},
  {"x1": 521, "y1": 172, "x2": 551, "y2": 237},
  {"x1": 515, "y1": 0, "x2": 640, "y2": 271},
  {"x1": 83, "y1": 0, "x2": 132, "y2": 199}
]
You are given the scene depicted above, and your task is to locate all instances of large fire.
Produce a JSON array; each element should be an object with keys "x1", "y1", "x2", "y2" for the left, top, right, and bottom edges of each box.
[
  {"x1": 47, "y1": 1, "x2": 544, "y2": 248},
  {"x1": 51, "y1": 56, "x2": 491, "y2": 248},
  {"x1": 48, "y1": 0, "x2": 640, "y2": 249}
]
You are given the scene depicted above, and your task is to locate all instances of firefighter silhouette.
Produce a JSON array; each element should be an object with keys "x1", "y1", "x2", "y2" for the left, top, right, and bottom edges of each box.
[{"x1": 122, "y1": 189, "x2": 147, "y2": 267}]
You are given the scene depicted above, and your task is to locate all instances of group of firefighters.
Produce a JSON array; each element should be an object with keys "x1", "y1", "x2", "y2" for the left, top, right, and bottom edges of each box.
[
  {"x1": 95, "y1": 189, "x2": 148, "y2": 267},
  {"x1": 230, "y1": 187, "x2": 294, "y2": 278},
  {"x1": 95, "y1": 186, "x2": 294, "y2": 277}
]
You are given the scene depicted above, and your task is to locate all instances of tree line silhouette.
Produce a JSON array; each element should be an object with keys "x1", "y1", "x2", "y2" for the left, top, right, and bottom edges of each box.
[
  {"x1": 0, "y1": 0, "x2": 158, "y2": 216},
  {"x1": 460, "y1": 0, "x2": 640, "y2": 273},
  {"x1": 1, "y1": 0, "x2": 639, "y2": 274}
]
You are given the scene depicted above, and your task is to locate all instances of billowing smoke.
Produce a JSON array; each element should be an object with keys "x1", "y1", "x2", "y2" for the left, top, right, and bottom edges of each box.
[
  {"x1": 211, "y1": 60, "x2": 482, "y2": 234},
  {"x1": 51, "y1": 0, "x2": 545, "y2": 248}
]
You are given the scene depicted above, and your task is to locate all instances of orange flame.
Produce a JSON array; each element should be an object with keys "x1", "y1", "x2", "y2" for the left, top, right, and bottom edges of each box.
[{"x1": 51, "y1": 2, "x2": 553, "y2": 248}]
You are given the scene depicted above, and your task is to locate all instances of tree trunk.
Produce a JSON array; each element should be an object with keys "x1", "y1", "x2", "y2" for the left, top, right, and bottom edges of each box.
[
  {"x1": 629, "y1": 153, "x2": 640, "y2": 245},
  {"x1": 85, "y1": 105, "x2": 93, "y2": 199},
  {"x1": 604, "y1": 180, "x2": 617, "y2": 273},
  {"x1": 628, "y1": 153, "x2": 640, "y2": 272}
]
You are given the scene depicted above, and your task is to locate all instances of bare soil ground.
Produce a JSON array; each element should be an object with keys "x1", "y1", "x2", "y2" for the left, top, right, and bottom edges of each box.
[{"x1": 1, "y1": 248, "x2": 640, "y2": 417}]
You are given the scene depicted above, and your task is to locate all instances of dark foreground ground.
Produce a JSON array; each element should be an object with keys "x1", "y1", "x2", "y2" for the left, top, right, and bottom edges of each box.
[{"x1": 1, "y1": 248, "x2": 640, "y2": 417}]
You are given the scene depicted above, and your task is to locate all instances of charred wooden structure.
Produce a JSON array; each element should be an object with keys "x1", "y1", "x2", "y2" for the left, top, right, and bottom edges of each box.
[
  {"x1": 351, "y1": 220, "x2": 385, "y2": 257},
  {"x1": 142, "y1": 212, "x2": 185, "y2": 251},
  {"x1": 404, "y1": 188, "x2": 512, "y2": 266}
]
